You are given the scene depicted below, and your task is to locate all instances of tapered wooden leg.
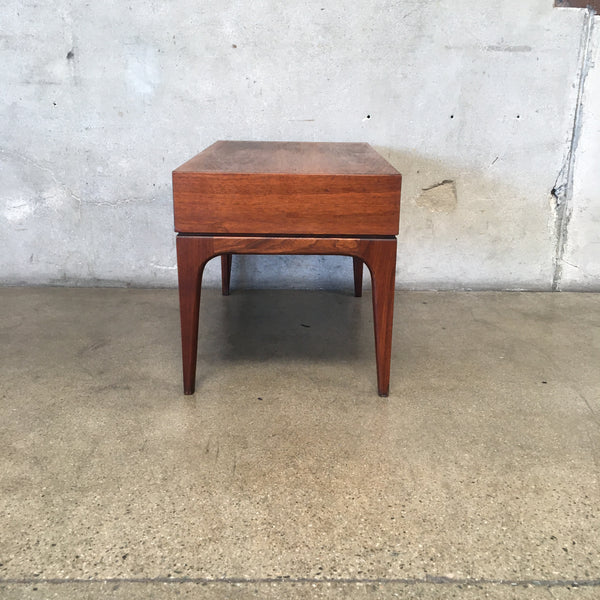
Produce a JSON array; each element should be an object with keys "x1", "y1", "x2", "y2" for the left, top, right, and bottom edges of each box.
[
  {"x1": 365, "y1": 240, "x2": 397, "y2": 397},
  {"x1": 221, "y1": 253, "x2": 233, "y2": 296},
  {"x1": 176, "y1": 235, "x2": 215, "y2": 395},
  {"x1": 353, "y1": 257, "x2": 363, "y2": 297}
]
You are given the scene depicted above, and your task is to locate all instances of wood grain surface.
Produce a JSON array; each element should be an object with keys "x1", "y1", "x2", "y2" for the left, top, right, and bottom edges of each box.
[{"x1": 173, "y1": 141, "x2": 401, "y2": 236}]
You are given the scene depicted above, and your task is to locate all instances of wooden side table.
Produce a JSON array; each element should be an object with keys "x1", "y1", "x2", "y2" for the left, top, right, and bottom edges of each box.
[{"x1": 172, "y1": 141, "x2": 402, "y2": 396}]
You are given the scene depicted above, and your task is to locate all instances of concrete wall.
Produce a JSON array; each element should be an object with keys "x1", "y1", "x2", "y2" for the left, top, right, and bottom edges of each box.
[
  {"x1": 1, "y1": 0, "x2": 597, "y2": 290},
  {"x1": 561, "y1": 13, "x2": 600, "y2": 290}
]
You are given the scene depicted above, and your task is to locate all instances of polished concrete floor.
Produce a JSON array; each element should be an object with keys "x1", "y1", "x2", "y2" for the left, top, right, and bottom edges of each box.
[{"x1": 1, "y1": 286, "x2": 599, "y2": 599}]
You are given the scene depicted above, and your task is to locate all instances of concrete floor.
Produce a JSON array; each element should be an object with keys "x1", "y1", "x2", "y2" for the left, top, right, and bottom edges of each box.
[{"x1": 1, "y1": 286, "x2": 599, "y2": 599}]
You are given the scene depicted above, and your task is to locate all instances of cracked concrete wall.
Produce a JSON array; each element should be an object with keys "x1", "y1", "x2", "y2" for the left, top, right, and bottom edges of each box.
[
  {"x1": 560, "y1": 14, "x2": 600, "y2": 290},
  {"x1": 0, "y1": 1, "x2": 596, "y2": 290}
]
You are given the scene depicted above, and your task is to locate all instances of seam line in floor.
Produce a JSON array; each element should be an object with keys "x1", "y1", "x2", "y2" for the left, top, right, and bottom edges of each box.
[{"x1": 1, "y1": 576, "x2": 600, "y2": 587}]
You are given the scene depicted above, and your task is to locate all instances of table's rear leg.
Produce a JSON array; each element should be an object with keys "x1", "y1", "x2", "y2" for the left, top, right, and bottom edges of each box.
[
  {"x1": 353, "y1": 257, "x2": 363, "y2": 297},
  {"x1": 364, "y1": 240, "x2": 397, "y2": 397},
  {"x1": 176, "y1": 236, "x2": 214, "y2": 394},
  {"x1": 221, "y1": 254, "x2": 233, "y2": 296}
]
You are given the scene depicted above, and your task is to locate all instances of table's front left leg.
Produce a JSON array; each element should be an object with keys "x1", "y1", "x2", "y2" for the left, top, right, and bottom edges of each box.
[{"x1": 176, "y1": 235, "x2": 215, "y2": 394}]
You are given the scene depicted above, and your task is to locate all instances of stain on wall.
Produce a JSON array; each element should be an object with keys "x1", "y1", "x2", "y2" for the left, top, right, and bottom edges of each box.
[{"x1": 416, "y1": 180, "x2": 458, "y2": 213}]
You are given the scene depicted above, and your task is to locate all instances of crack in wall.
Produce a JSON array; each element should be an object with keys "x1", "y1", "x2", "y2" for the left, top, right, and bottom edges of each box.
[
  {"x1": 551, "y1": 10, "x2": 595, "y2": 291},
  {"x1": 0, "y1": 147, "x2": 82, "y2": 220}
]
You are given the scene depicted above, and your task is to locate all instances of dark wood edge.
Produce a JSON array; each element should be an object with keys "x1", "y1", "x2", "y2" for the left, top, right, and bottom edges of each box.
[
  {"x1": 555, "y1": 0, "x2": 600, "y2": 10},
  {"x1": 175, "y1": 233, "x2": 398, "y2": 240},
  {"x1": 172, "y1": 170, "x2": 402, "y2": 178}
]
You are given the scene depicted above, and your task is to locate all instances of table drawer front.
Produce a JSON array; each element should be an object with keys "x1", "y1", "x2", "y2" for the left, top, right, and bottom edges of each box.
[{"x1": 173, "y1": 173, "x2": 401, "y2": 235}]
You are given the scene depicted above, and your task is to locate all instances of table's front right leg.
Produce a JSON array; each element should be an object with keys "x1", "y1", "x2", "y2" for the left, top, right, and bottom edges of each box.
[
  {"x1": 176, "y1": 235, "x2": 215, "y2": 395},
  {"x1": 360, "y1": 239, "x2": 397, "y2": 397}
]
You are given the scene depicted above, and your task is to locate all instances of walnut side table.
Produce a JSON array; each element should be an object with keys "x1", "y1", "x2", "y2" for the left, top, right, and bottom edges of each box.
[{"x1": 172, "y1": 141, "x2": 402, "y2": 396}]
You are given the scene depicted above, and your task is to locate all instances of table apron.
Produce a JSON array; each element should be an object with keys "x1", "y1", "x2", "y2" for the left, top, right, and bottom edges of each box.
[{"x1": 176, "y1": 234, "x2": 397, "y2": 258}]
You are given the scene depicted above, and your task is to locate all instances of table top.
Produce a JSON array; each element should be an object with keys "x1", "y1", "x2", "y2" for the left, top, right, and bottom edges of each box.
[
  {"x1": 174, "y1": 141, "x2": 400, "y2": 177},
  {"x1": 172, "y1": 141, "x2": 401, "y2": 236}
]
